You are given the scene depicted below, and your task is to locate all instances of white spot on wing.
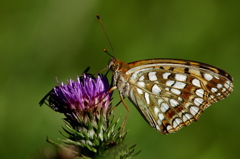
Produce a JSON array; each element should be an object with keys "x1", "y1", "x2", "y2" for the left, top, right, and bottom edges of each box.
[
  {"x1": 166, "y1": 80, "x2": 175, "y2": 86},
  {"x1": 196, "y1": 89, "x2": 204, "y2": 97},
  {"x1": 167, "y1": 125, "x2": 172, "y2": 131},
  {"x1": 136, "y1": 88, "x2": 143, "y2": 94},
  {"x1": 170, "y1": 99, "x2": 179, "y2": 107},
  {"x1": 175, "y1": 74, "x2": 187, "y2": 81},
  {"x1": 162, "y1": 72, "x2": 171, "y2": 79},
  {"x1": 145, "y1": 93, "x2": 150, "y2": 104},
  {"x1": 154, "y1": 107, "x2": 160, "y2": 115},
  {"x1": 217, "y1": 84, "x2": 223, "y2": 89},
  {"x1": 192, "y1": 78, "x2": 201, "y2": 87},
  {"x1": 130, "y1": 73, "x2": 137, "y2": 80},
  {"x1": 139, "y1": 75, "x2": 145, "y2": 81},
  {"x1": 161, "y1": 103, "x2": 169, "y2": 113},
  {"x1": 173, "y1": 118, "x2": 182, "y2": 128},
  {"x1": 194, "y1": 98, "x2": 204, "y2": 106},
  {"x1": 173, "y1": 81, "x2": 186, "y2": 89},
  {"x1": 211, "y1": 87, "x2": 218, "y2": 93},
  {"x1": 157, "y1": 119, "x2": 162, "y2": 125},
  {"x1": 178, "y1": 96, "x2": 183, "y2": 101},
  {"x1": 204, "y1": 73, "x2": 213, "y2": 81},
  {"x1": 190, "y1": 106, "x2": 200, "y2": 116},
  {"x1": 158, "y1": 113, "x2": 165, "y2": 120},
  {"x1": 224, "y1": 82, "x2": 230, "y2": 89},
  {"x1": 152, "y1": 84, "x2": 162, "y2": 95},
  {"x1": 171, "y1": 88, "x2": 181, "y2": 95},
  {"x1": 137, "y1": 81, "x2": 145, "y2": 88},
  {"x1": 158, "y1": 99, "x2": 163, "y2": 104},
  {"x1": 148, "y1": 72, "x2": 157, "y2": 81},
  {"x1": 182, "y1": 113, "x2": 193, "y2": 122},
  {"x1": 222, "y1": 88, "x2": 226, "y2": 92}
]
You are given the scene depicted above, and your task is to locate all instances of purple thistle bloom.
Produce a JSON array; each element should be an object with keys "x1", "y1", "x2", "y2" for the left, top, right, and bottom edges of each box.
[
  {"x1": 40, "y1": 74, "x2": 111, "y2": 119},
  {"x1": 39, "y1": 72, "x2": 139, "y2": 158}
]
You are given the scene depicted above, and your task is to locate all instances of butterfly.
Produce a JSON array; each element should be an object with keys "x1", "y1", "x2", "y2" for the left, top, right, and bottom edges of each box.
[{"x1": 108, "y1": 57, "x2": 233, "y2": 134}]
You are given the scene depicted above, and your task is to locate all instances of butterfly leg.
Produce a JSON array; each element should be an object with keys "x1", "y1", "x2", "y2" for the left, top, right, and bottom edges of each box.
[
  {"x1": 119, "y1": 94, "x2": 130, "y2": 111},
  {"x1": 111, "y1": 98, "x2": 123, "y2": 111},
  {"x1": 121, "y1": 111, "x2": 129, "y2": 134},
  {"x1": 109, "y1": 86, "x2": 130, "y2": 112},
  {"x1": 108, "y1": 86, "x2": 117, "y2": 93},
  {"x1": 93, "y1": 67, "x2": 108, "y2": 76},
  {"x1": 108, "y1": 86, "x2": 130, "y2": 133},
  {"x1": 108, "y1": 86, "x2": 130, "y2": 111}
]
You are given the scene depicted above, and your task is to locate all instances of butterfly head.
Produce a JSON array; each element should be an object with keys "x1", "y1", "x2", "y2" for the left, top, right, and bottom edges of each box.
[{"x1": 108, "y1": 57, "x2": 121, "y2": 72}]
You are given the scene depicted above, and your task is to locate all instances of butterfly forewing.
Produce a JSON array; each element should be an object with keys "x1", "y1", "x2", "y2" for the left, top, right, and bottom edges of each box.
[{"x1": 109, "y1": 58, "x2": 233, "y2": 134}]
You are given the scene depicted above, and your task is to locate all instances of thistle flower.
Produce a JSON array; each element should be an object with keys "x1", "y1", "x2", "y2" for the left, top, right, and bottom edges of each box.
[
  {"x1": 39, "y1": 73, "x2": 140, "y2": 159},
  {"x1": 40, "y1": 74, "x2": 111, "y2": 122}
]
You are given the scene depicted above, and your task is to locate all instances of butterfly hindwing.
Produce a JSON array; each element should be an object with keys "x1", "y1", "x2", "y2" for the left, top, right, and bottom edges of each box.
[{"x1": 109, "y1": 58, "x2": 233, "y2": 134}]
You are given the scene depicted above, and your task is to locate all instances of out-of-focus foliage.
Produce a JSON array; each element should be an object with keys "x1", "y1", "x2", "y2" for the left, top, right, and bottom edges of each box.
[{"x1": 0, "y1": 0, "x2": 239, "y2": 158}]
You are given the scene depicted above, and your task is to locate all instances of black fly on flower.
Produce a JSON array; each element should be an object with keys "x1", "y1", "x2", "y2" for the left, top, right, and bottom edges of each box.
[{"x1": 39, "y1": 71, "x2": 140, "y2": 158}]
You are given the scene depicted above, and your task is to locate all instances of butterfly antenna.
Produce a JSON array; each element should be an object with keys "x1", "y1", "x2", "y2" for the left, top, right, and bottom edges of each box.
[
  {"x1": 103, "y1": 48, "x2": 115, "y2": 59},
  {"x1": 96, "y1": 14, "x2": 115, "y2": 57}
]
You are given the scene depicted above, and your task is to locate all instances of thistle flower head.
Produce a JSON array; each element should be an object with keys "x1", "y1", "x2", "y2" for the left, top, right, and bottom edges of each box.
[
  {"x1": 40, "y1": 73, "x2": 111, "y2": 120},
  {"x1": 39, "y1": 72, "x2": 140, "y2": 158}
]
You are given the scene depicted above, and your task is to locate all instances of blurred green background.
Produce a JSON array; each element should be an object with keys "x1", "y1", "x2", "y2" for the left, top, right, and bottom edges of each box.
[{"x1": 1, "y1": 0, "x2": 240, "y2": 158}]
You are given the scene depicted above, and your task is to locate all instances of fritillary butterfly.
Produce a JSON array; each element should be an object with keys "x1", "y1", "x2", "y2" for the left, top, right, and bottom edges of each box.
[
  {"x1": 96, "y1": 14, "x2": 233, "y2": 134},
  {"x1": 108, "y1": 58, "x2": 233, "y2": 134}
]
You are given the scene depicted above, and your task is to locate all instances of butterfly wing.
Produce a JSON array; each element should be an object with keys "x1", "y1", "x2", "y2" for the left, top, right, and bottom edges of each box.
[{"x1": 120, "y1": 59, "x2": 233, "y2": 134}]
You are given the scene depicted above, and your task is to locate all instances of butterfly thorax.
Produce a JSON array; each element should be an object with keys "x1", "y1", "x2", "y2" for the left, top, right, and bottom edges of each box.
[{"x1": 108, "y1": 58, "x2": 132, "y2": 96}]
